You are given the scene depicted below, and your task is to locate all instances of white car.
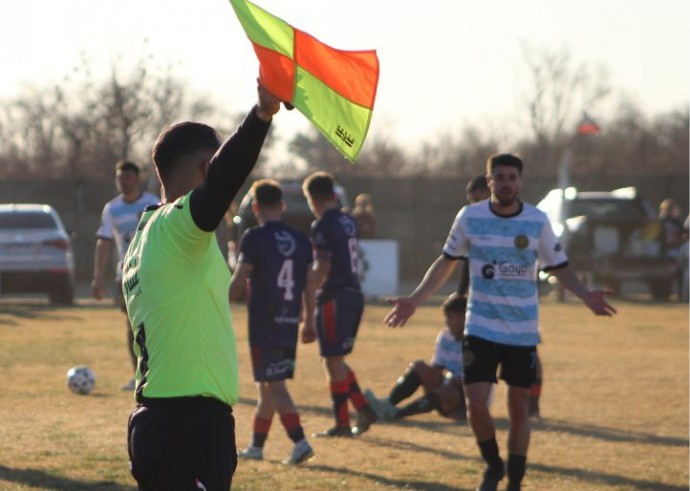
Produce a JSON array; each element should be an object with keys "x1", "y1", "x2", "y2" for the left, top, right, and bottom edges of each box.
[{"x1": 0, "y1": 203, "x2": 75, "y2": 304}]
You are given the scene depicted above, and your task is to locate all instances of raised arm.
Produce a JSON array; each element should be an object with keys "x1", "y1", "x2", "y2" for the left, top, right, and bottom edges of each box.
[{"x1": 190, "y1": 84, "x2": 281, "y2": 232}]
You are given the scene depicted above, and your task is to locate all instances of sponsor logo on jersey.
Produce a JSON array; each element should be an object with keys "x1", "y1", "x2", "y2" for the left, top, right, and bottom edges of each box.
[
  {"x1": 481, "y1": 260, "x2": 529, "y2": 279},
  {"x1": 275, "y1": 230, "x2": 297, "y2": 256}
]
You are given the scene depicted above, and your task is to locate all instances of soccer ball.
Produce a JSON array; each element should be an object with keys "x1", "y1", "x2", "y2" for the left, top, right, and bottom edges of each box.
[{"x1": 66, "y1": 366, "x2": 96, "y2": 395}]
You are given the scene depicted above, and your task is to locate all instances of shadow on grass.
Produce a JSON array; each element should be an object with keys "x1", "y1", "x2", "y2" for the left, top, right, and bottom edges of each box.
[
  {"x1": 0, "y1": 465, "x2": 134, "y2": 491},
  {"x1": 301, "y1": 462, "x2": 466, "y2": 491},
  {"x1": 0, "y1": 298, "x2": 112, "y2": 325},
  {"x1": 355, "y1": 434, "x2": 687, "y2": 491},
  {"x1": 533, "y1": 417, "x2": 689, "y2": 447}
]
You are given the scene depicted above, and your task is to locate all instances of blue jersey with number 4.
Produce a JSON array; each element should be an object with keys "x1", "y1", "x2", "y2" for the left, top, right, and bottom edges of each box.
[
  {"x1": 238, "y1": 221, "x2": 312, "y2": 346},
  {"x1": 311, "y1": 208, "x2": 361, "y2": 294}
]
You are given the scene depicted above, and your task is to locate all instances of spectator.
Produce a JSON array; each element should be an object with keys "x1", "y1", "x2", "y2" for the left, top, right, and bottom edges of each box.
[{"x1": 352, "y1": 193, "x2": 377, "y2": 239}]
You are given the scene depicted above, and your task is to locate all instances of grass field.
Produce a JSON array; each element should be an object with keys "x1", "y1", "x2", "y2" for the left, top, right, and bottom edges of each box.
[{"x1": 0, "y1": 295, "x2": 688, "y2": 490}]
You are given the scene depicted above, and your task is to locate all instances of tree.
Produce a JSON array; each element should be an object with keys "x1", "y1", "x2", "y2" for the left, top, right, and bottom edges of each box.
[
  {"x1": 0, "y1": 49, "x2": 245, "y2": 179},
  {"x1": 518, "y1": 44, "x2": 610, "y2": 175}
]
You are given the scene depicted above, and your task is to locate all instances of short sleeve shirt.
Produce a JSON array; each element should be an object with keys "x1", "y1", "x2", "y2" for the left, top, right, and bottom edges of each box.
[
  {"x1": 431, "y1": 329, "x2": 463, "y2": 378},
  {"x1": 443, "y1": 200, "x2": 567, "y2": 346},
  {"x1": 238, "y1": 221, "x2": 313, "y2": 347},
  {"x1": 122, "y1": 192, "x2": 238, "y2": 406},
  {"x1": 96, "y1": 192, "x2": 159, "y2": 280},
  {"x1": 310, "y1": 208, "x2": 361, "y2": 293}
]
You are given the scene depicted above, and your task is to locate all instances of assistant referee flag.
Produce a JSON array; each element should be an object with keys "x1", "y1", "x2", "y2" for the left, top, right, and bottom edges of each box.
[{"x1": 229, "y1": 0, "x2": 379, "y2": 162}]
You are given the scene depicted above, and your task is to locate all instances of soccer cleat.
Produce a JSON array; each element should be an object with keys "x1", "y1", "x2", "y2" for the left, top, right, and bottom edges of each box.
[
  {"x1": 312, "y1": 426, "x2": 353, "y2": 438},
  {"x1": 282, "y1": 439, "x2": 315, "y2": 465},
  {"x1": 352, "y1": 405, "x2": 378, "y2": 436},
  {"x1": 476, "y1": 465, "x2": 505, "y2": 491},
  {"x1": 120, "y1": 378, "x2": 135, "y2": 391},
  {"x1": 506, "y1": 483, "x2": 521, "y2": 491},
  {"x1": 237, "y1": 446, "x2": 263, "y2": 460}
]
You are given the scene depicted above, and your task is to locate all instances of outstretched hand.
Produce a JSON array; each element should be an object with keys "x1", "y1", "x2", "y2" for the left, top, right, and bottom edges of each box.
[
  {"x1": 583, "y1": 290, "x2": 617, "y2": 316},
  {"x1": 383, "y1": 296, "x2": 417, "y2": 328}
]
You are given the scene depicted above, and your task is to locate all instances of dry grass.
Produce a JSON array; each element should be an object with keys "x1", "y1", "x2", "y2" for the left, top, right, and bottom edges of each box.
[{"x1": 0, "y1": 295, "x2": 687, "y2": 490}]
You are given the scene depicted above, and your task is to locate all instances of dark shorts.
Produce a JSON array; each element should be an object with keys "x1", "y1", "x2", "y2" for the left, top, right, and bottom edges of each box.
[
  {"x1": 250, "y1": 346, "x2": 296, "y2": 382},
  {"x1": 316, "y1": 288, "x2": 364, "y2": 357},
  {"x1": 463, "y1": 335, "x2": 537, "y2": 388},
  {"x1": 127, "y1": 396, "x2": 236, "y2": 491}
]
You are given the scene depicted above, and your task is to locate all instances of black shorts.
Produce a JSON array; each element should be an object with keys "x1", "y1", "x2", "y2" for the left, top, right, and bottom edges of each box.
[
  {"x1": 463, "y1": 335, "x2": 537, "y2": 388},
  {"x1": 250, "y1": 346, "x2": 296, "y2": 382},
  {"x1": 316, "y1": 288, "x2": 364, "y2": 357},
  {"x1": 127, "y1": 396, "x2": 236, "y2": 491}
]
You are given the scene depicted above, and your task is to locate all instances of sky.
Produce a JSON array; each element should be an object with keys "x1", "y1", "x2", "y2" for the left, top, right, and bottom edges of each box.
[{"x1": 0, "y1": 0, "x2": 688, "y2": 157}]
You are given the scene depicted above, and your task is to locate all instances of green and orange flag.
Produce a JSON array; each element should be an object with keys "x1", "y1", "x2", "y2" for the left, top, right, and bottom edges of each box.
[{"x1": 229, "y1": 0, "x2": 379, "y2": 162}]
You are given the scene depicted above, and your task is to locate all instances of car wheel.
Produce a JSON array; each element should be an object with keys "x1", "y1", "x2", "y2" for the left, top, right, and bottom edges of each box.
[{"x1": 647, "y1": 279, "x2": 672, "y2": 302}]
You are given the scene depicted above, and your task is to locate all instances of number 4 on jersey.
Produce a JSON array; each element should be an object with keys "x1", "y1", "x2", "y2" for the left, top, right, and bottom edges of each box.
[{"x1": 277, "y1": 259, "x2": 295, "y2": 301}]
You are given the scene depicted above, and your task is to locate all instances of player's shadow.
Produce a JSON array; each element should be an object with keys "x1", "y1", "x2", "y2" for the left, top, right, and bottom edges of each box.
[
  {"x1": 532, "y1": 417, "x2": 688, "y2": 447},
  {"x1": 0, "y1": 306, "x2": 65, "y2": 324},
  {"x1": 300, "y1": 462, "x2": 466, "y2": 491},
  {"x1": 0, "y1": 464, "x2": 135, "y2": 491}
]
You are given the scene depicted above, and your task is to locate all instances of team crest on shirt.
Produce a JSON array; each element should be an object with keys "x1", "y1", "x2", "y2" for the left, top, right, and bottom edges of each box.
[
  {"x1": 514, "y1": 234, "x2": 529, "y2": 249},
  {"x1": 339, "y1": 215, "x2": 357, "y2": 237},
  {"x1": 275, "y1": 231, "x2": 296, "y2": 257}
]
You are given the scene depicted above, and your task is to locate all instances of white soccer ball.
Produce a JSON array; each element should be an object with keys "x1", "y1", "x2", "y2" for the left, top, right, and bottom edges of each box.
[{"x1": 66, "y1": 366, "x2": 96, "y2": 395}]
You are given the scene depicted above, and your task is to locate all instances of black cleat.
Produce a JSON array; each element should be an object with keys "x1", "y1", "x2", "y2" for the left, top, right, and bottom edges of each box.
[
  {"x1": 352, "y1": 405, "x2": 378, "y2": 436},
  {"x1": 476, "y1": 465, "x2": 505, "y2": 491},
  {"x1": 312, "y1": 426, "x2": 353, "y2": 438}
]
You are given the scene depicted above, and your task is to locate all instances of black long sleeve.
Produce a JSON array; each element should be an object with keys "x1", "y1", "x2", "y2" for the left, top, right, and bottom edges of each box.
[{"x1": 190, "y1": 106, "x2": 270, "y2": 232}]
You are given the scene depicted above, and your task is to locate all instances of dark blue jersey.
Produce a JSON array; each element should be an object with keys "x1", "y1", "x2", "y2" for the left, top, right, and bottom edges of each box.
[
  {"x1": 311, "y1": 208, "x2": 361, "y2": 293},
  {"x1": 238, "y1": 221, "x2": 313, "y2": 346}
]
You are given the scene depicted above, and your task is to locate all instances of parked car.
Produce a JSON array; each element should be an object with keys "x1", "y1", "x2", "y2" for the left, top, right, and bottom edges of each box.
[
  {"x1": 0, "y1": 203, "x2": 75, "y2": 304},
  {"x1": 537, "y1": 186, "x2": 677, "y2": 300}
]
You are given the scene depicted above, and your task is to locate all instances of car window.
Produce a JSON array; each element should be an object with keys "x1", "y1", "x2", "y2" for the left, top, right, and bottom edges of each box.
[
  {"x1": 0, "y1": 212, "x2": 57, "y2": 229},
  {"x1": 568, "y1": 199, "x2": 644, "y2": 219}
]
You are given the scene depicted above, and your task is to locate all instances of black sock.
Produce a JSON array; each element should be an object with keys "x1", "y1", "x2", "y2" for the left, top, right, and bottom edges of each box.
[
  {"x1": 478, "y1": 438, "x2": 503, "y2": 470},
  {"x1": 507, "y1": 454, "x2": 526, "y2": 486},
  {"x1": 395, "y1": 392, "x2": 441, "y2": 418},
  {"x1": 389, "y1": 370, "x2": 421, "y2": 405}
]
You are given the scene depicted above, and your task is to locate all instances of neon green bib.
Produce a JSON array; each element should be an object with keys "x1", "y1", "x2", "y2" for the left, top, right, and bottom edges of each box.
[{"x1": 123, "y1": 192, "x2": 238, "y2": 405}]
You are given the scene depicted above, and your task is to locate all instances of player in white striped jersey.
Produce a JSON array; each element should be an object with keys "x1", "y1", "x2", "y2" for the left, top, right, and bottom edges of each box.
[
  {"x1": 385, "y1": 153, "x2": 616, "y2": 491},
  {"x1": 91, "y1": 160, "x2": 158, "y2": 391}
]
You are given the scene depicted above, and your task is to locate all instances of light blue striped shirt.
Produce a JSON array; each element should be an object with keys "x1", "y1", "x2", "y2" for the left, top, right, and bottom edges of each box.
[{"x1": 442, "y1": 200, "x2": 567, "y2": 346}]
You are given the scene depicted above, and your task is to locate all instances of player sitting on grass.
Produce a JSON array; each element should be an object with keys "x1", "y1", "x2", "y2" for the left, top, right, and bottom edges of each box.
[{"x1": 366, "y1": 294, "x2": 468, "y2": 421}]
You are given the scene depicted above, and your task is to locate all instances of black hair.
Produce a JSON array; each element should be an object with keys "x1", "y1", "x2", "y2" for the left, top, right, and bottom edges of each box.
[
  {"x1": 302, "y1": 171, "x2": 335, "y2": 202},
  {"x1": 151, "y1": 121, "x2": 220, "y2": 182},
  {"x1": 466, "y1": 175, "x2": 488, "y2": 194},
  {"x1": 251, "y1": 179, "x2": 283, "y2": 207},
  {"x1": 442, "y1": 293, "x2": 467, "y2": 315},
  {"x1": 486, "y1": 153, "x2": 523, "y2": 175},
  {"x1": 115, "y1": 160, "x2": 140, "y2": 174}
]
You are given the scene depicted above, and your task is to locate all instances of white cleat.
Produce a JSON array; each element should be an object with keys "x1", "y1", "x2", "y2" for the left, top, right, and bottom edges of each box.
[
  {"x1": 282, "y1": 439, "x2": 314, "y2": 465},
  {"x1": 237, "y1": 445, "x2": 263, "y2": 460}
]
